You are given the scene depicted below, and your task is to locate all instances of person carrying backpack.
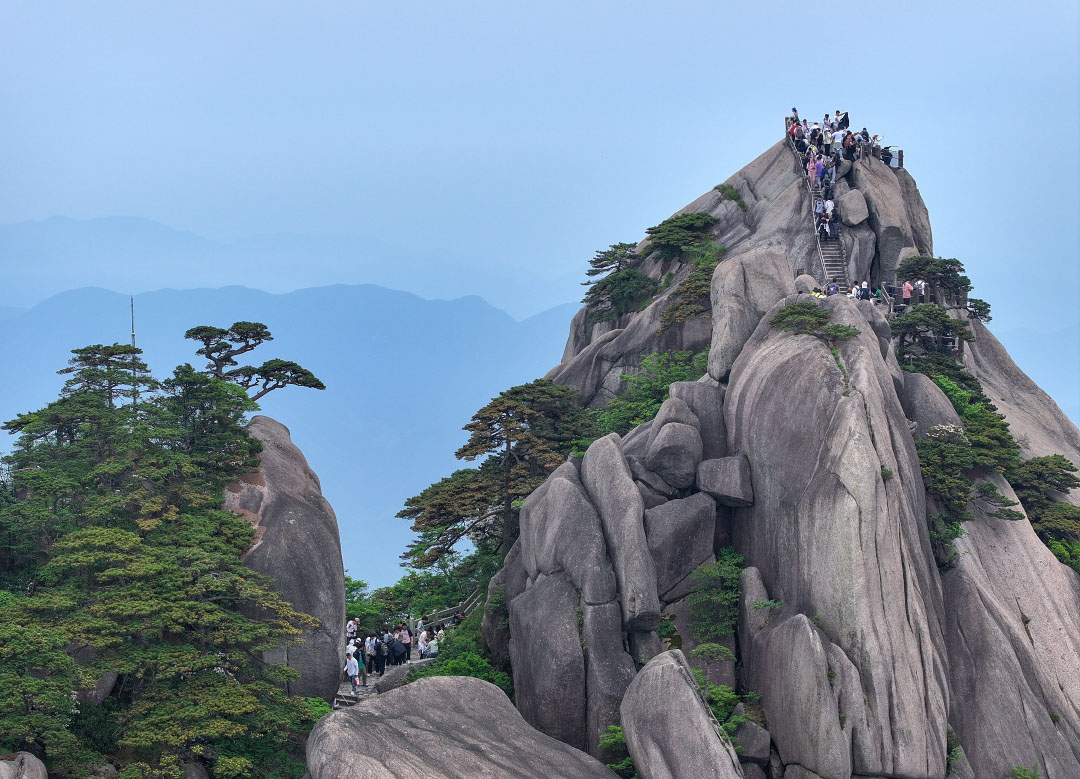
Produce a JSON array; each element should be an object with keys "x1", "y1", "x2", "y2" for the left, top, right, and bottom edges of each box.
[{"x1": 826, "y1": 279, "x2": 840, "y2": 296}]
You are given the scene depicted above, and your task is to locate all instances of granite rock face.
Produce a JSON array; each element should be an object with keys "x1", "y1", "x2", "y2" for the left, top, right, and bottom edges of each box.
[
  {"x1": 483, "y1": 138, "x2": 1080, "y2": 776},
  {"x1": 726, "y1": 295, "x2": 949, "y2": 778},
  {"x1": 619, "y1": 651, "x2": 742, "y2": 779},
  {"x1": 223, "y1": 415, "x2": 345, "y2": 702},
  {"x1": 942, "y1": 472, "x2": 1080, "y2": 779},
  {"x1": 0, "y1": 753, "x2": 48, "y2": 779},
  {"x1": 306, "y1": 677, "x2": 618, "y2": 778}
]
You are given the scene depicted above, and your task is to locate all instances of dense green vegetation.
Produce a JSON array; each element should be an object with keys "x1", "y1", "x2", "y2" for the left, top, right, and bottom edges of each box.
[
  {"x1": 659, "y1": 242, "x2": 726, "y2": 330},
  {"x1": 688, "y1": 548, "x2": 744, "y2": 641},
  {"x1": 0, "y1": 328, "x2": 325, "y2": 777},
  {"x1": 592, "y1": 350, "x2": 708, "y2": 437},
  {"x1": 598, "y1": 725, "x2": 637, "y2": 778},
  {"x1": 896, "y1": 258, "x2": 1078, "y2": 570},
  {"x1": 643, "y1": 212, "x2": 717, "y2": 263},
  {"x1": 582, "y1": 268, "x2": 658, "y2": 324}
]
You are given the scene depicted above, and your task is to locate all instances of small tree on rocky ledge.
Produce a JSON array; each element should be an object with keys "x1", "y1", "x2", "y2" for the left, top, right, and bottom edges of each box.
[{"x1": 185, "y1": 321, "x2": 325, "y2": 401}]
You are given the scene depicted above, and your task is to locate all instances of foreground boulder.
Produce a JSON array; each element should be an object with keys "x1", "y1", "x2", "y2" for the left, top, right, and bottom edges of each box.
[
  {"x1": 0, "y1": 753, "x2": 47, "y2": 779},
  {"x1": 224, "y1": 415, "x2": 346, "y2": 702},
  {"x1": 306, "y1": 676, "x2": 618, "y2": 778},
  {"x1": 620, "y1": 650, "x2": 742, "y2": 779}
]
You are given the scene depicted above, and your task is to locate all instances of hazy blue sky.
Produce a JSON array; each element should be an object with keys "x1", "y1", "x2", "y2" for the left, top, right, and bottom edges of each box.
[
  {"x1": 1, "y1": 2, "x2": 1078, "y2": 584},
  {"x1": 3, "y1": 1, "x2": 1077, "y2": 323}
]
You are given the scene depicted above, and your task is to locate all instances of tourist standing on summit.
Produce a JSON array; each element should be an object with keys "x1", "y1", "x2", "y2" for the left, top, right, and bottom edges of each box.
[{"x1": 902, "y1": 280, "x2": 913, "y2": 307}]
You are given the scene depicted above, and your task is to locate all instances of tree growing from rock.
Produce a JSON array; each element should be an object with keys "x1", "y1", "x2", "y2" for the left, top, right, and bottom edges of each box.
[
  {"x1": 185, "y1": 321, "x2": 325, "y2": 400},
  {"x1": 891, "y1": 303, "x2": 972, "y2": 359},
  {"x1": 896, "y1": 255, "x2": 973, "y2": 305},
  {"x1": 401, "y1": 379, "x2": 597, "y2": 566}
]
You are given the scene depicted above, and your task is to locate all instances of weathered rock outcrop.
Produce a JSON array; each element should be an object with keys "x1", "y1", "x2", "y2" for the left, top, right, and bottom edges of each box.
[
  {"x1": 483, "y1": 135, "x2": 1080, "y2": 778},
  {"x1": 620, "y1": 651, "x2": 742, "y2": 779},
  {"x1": 726, "y1": 295, "x2": 949, "y2": 778},
  {"x1": 0, "y1": 753, "x2": 47, "y2": 779},
  {"x1": 306, "y1": 677, "x2": 618, "y2": 778},
  {"x1": 224, "y1": 415, "x2": 345, "y2": 702},
  {"x1": 942, "y1": 473, "x2": 1080, "y2": 778}
]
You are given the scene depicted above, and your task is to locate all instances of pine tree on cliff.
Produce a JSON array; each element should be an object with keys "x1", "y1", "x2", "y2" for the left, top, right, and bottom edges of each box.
[
  {"x1": 399, "y1": 379, "x2": 597, "y2": 566},
  {"x1": 0, "y1": 338, "x2": 326, "y2": 777},
  {"x1": 185, "y1": 321, "x2": 325, "y2": 400}
]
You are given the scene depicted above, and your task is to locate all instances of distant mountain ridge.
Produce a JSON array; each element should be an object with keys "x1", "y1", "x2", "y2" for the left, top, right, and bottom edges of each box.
[
  {"x1": 0, "y1": 284, "x2": 578, "y2": 588},
  {"x1": 0, "y1": 215, "x2": 581, "y2": 319}
]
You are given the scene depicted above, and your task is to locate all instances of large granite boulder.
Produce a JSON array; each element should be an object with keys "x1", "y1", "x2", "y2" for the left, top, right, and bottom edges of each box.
[
  {"x1": 508, "y1": 572, "x2": 587, "y2": 751},
  {"x1": 697, "y1": 455, "x2": 754, "y2": 506},
  {"x1": 223, "y1": 415, "x2": 345, "y2": 702},
  {"x1": 726, "y1": 295, "x2": 949, "y2": 778},
  {"x1": 306, "y1": 676, "x2": 618, "y2": 778},
  {"x1": 518, "y1": 462, "x2": 617, "y2": 604},
  {"x1": 899, "y1": 371, "x2": 961, "y2": 439},
  {"x1": 669, "y1": 381, "x2": 727, "y2": 460},
  {"x1": 708, "y1": 245, "x2": 798, "y2": 382},
  {"x1": 895, "y1": 167, "x2": 933, "y2": 255},
  {"x1": 644, "y1": 492, "x2": 717, "y2": 602},
  {"x1": 644, "y1": 422, "x2": 703, "y2": 489},
  {"x1": 837, "y1": 189, "x2": 868, "y2": 226},
  {"x1": 481, "y1": 539, "x2": 526, "y2": 670},
  {"x1": 619, "y1": 650, "x2": 742, "y2": 779},
  {"x1": 942, "y1": 472, "x2": 1080, "y2": 778},
  {"x1": 849, "y1": 156, "x2": 916, "y2": 282},
  {"x1": 0, "y1": 753, "x2": 47, "y2": 779},
  {"x1": 581, "y1": 435, "x2": 661, "y2": 630}
]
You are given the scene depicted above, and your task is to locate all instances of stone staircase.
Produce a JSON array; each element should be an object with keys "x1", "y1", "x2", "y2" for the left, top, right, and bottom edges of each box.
[{"x1": 811, "y1": 183, "x2": 848, "y2": 289}]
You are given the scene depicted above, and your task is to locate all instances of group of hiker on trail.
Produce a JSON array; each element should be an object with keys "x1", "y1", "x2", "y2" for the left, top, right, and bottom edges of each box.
[
  {"x1": 789, "y1": 107, "x2": 890, "y2": 243},
  {"x1": 341, "y1": 617, "x2": 446, "y2": 693}
]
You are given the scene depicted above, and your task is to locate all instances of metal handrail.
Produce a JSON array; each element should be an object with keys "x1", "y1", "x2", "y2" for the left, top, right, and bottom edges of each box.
[{"x1": 785, "y1": 129, "x2": 832, "y2": 283}]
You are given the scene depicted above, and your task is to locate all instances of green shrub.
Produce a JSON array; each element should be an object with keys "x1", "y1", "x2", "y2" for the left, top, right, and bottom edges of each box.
[
  {"x1": 713, "y1": 184, "x2": 747, "y2": 211},
  {"x1": 1006, "y1": 767, "x2": 1041, "y2": 779},
  {"x1": 408, "y1": 650, "x2": 513, "y2": 698},
  {"x1": 689, "y1": 548, "x2": 744, "y2": 641},
  {"x1": 643, "y1": 213, "x2": 717, "y2": 262},
  {"x1": 593, "y1": 350, "x2": 708, "y2": 436},
  {"x1": 598, "y1": 725, "x2": 638, "y2": 778},
  {"x1": 659, "y1": 242, "x2": 726, "y2": 329},
  {"x1": 582, "y1": 268, "x2": 659, "y2": 323}
]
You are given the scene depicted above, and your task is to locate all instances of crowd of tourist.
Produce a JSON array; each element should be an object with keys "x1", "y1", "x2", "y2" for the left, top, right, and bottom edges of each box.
[{"x1": 341, "y1": 617, "x2": 447, "y2": 693}]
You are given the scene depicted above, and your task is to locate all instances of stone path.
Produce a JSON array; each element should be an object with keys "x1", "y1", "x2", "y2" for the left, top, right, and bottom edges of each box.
[{"x1": 334, "y1": 657, "x2": 437, "y2": 708}]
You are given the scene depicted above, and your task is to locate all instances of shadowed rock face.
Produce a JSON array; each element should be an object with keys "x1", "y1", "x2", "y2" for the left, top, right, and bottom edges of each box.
[
  {"x1": 224, "y1": 415, "x2": 345, "y2": 702},
  {"x1": 0, "y1": 752, "x2": 47, "y2": 779},
  {"x1": 306, "y1": 677, "x2": 619, "y2": 779}
]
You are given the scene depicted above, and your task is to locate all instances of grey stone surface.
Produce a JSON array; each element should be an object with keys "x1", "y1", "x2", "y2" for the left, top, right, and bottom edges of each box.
[
  {"x1": 840, "y1": 221, "x2": 877, "y2": 287},
  {"x1": 372, "y1": 659, "x2": 434, "y2": 694},
  {"x1": 665, "y1": 595, "x2": 735, "y2": 688},
  {"x1": 181, "y1": 765, "x2": 209, "y2": 779},
  {"x1": 735, "y1": 719, "x2": 771, "y2": 765},
  {"x1": 582, "y1": 601, "x2": 638, "y2": 760},
  {"x1": 646, "y1": 397, "x2": 700, "y2": 446},
  {"x1": 581, "y1": 435, "x2": 661, "y2": 630},
  {"x1": 708, "y1": 245, "x2": 798, "y2": 382},
  {"x1": 481, "y1": 552, "x2": 512, "y2": 668},
  {"x1": 943, "y1": 472, "x2": 1080, "y2": 779},
  {"x1": 620, "y1": 419, "x2": 653, "y2": 458},
  {"x1": 727, "y1": 295, "x2": 949, "y2": 778},
  {"x1": 894, "y1": 167, "x2": 933, "y2": 255},
  {"x1": 697, "y1": 455, "x2": 754, "y2": 506},
  {"x1": 782, "y1": 768, "x2": 824, "y2": 779},
  {"x1": 620, "y1": 651, "x2": 742, "y2": 779},
  {"x1": 849, "y1": 156, "x2": 916, "y2": 281},
  {"x1": 899, "y1": 371, "x2": 961, "y2": 439},
  {"x1": 223, "y1": 415, "x2": 346, "y2": 702},
  {"x1": 793, "y1": 273, "x2": 818, "y2": 293},
  {"x1": 0, "y1": 753, "x2": 47, "y2": 779},
  {"x1": 518, "y1": 461, "x2": 618, "y2": 605},
  {"x1": 669, "y1": 381, "x2": 727, "y2": 460},
  {"x1": 837, "y1": 189, "x2": 868, "y2": 226},
  {"x1": 645, "y1": 422, "x2": 703, "y2": 489},
  {"x1": 628, "y1": 630, "x2": 663, "y2": 669},
  {"x1": 307, "y1": 676, "x2": 618, "y2": 778},
  {"x1": 644, "y1": 492, "x2": 717, "y2": 602},
  {"x1": 636, "y1": 481, "x2": 668, "y2": 508},
  {"x1": 626, "y1": 455, "x2": 676, "y2": 497},
  {"x1": 741, "y1": 764, "x2": 766, "y2": 779},
  {"x1": 508, "y1": 572, "x2": 587, "y2": 751}
]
